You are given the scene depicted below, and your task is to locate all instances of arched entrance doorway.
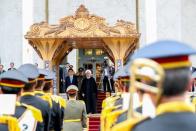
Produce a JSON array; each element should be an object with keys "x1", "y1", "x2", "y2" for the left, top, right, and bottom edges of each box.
[{"x1": 25, "y1": 5, "x2": 140, "y2": 93}]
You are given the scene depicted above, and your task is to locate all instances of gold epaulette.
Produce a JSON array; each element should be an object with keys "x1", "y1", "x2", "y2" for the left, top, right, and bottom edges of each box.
[
  {"x1": 101, "y1": 106, "x2": 117, "y2": 131},
  {"x1": 56, "y1": 96, "x2": 66, "y2": 108},
  {"x1": 102, "y1": 99, "x2": 107, "y2": 109},
  {"x1": 21, "y1": 103, "x2": 43, "y2": 122},
  {"x1": 51, "y1": 95, "x2": 59, "y2": 104},
  {"x1": 111, "y1": 117, "x2": 148, "y2": 131},
  {"x1": 192, "y1": 97, "x2": 196, "y2": 104},
  {"x1": 79, "y1": 100, "x2": 85, "y2": 105},
  {"x1": 106, "y1": 109, "x2": 125, "y2": 130},
  {"x1": 103, "y1": 95, "x2": 121, "y2": 109},
  {"x1": 40, "y1": 94, "x2": 53, "y2": 108},
  {"x1": 34, "y1": 91, "x2": 44, "y2": 96},
  {"x1": 34, "y1": 91, "x2": 52, "y2": 107},
  {"x1": 0, "y1": 116, "x2": 20, "y2": 131}
]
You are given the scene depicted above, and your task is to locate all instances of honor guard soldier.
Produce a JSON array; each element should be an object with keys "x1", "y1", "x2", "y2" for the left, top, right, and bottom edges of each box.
[
  {"x1": 0, "y1": 70, "x2": 43, "y2": 131},
  {"x1": 18, "y1": 64, "x2": 51, "y2": 131},
  {"x1": 113, "y1": 40, "x2": 196, "y2": 131},
  {"x1": 43, "y1": 71, "x2": 64, "y2": 131},
  {"x1": 34, "y1": 69, "x2": 53, "y2": 107},
  {"x1": 63, "y1": 85, "x2": 87, "y2": 131}
]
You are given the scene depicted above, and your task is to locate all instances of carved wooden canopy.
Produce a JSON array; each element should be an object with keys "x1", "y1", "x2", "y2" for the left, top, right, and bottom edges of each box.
[{"x1": 25, "y1": 4, "x2": 140, "y2": 66}]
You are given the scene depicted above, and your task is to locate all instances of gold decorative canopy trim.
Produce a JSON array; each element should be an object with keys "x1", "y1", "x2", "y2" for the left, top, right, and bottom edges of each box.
[{"x1": 25, "y1": 5, "x2": 139, "y2": 38}]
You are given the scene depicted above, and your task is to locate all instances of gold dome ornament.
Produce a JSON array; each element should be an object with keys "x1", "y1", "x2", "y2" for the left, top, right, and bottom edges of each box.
[{"x1": 74, "y1": 18, "x2": 90, "y2": 31}]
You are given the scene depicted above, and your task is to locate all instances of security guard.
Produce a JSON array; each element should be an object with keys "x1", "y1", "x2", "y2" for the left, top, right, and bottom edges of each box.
[
  {"x1": 43, "y1": 71, "x2": 64, "y2": 131},
  {"x1": 63, "y1": 85, "x2": 87, "y2": 131},
  {"x1": 113, "y1": 40, "x2": 196, "y2": 131},
  {"x1": 18, "y1": 64, "x2": 51, "y2": 131},
  {"x1": 0, "y1": 70, "x2": 43, "y2": 131}
]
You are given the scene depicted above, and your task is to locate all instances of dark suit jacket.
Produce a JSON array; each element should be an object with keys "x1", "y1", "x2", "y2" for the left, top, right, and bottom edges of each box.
[
  {"x1": 8, "y1": 68, "x2": 16, "y2": 71},
  {"x1": 81, "y1": 77, "x2": 97, "y2": 97},
  {"x1": 65, "y1": 75, "x2": 78, "y2": 90}
]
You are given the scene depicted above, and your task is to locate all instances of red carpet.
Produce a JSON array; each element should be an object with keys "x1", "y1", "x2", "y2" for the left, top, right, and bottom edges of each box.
[
  {"x1": 88, "y1": 114, "x2": 100, "y2": 131},
  {"x1": 96, "y1": 92, "x2": 110, "y2": 113},
  {"x1": 88, "y1": 92, "x2": 110, "y2": 131}
]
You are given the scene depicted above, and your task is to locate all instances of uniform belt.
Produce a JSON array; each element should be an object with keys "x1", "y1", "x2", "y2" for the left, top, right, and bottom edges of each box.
[{"x1": 64, "y1": 119, "x2": 81, "y2": 122}]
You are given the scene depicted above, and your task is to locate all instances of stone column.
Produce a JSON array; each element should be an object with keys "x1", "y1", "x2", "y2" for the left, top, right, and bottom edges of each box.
[
  {"x1": 0, "y1": 0, "x2": 23, "y2": 69},
  {"x1": 181, "y1": 0, "x2": 196, "y2": 66}
]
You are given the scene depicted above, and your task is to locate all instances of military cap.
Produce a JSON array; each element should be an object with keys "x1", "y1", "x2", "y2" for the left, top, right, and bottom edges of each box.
[
  {"x1": 123, "y1": 61, "x2": 132, "y2": 74},
  {"x1": 0, "y1": 70, "x2": 28, "y2": 88},
  {"x1": 131, "y1": 40, "x2": 196, "y2": 69},
  {"x1": 45, "y1": 70, "x2": 55, "y2": 83},
  {"x1": 45, "y1": 70, "x2": 55, "y2": 80},
  {"x1": 113, "y1": 69, "x2": 121, "y2": 81},
  {"x1": 38, "y1": 69, "x2": 47, "y2": 80},
  {"x1": 18, "y1": 64, "x2": 39, "y2": 83},
  {"x1": 113, "y1": 67, "x2": 129, "y2": 81},
  {"x1": 66, "y1": 85, "x2": 78, "y2": 94}
]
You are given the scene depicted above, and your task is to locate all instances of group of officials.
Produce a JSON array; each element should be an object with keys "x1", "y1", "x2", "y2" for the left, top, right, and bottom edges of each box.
[
  {"x1": 0, "y1": 63, "x2": 88, "y2": 131},
  {"x1": 59, "y1": 64, "x2": 98, "y2": 114},
  {"x1": 101, "y1": 40, "x2": 196, "y2": 131}
]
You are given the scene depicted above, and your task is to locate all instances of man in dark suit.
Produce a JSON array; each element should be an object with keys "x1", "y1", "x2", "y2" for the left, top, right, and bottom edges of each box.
[
  {"x1": 8, "y1": 62, "x2": 16, "y2": 71},
  {"x1": 59, "y1": 63, "x2": 70, "y2": 93},
  {"x1": 65, "y1": 68, "x2": 78, "y2": 91},
  {"x1": 81, "y1": 70, "x2": 97, "y2": 114}
]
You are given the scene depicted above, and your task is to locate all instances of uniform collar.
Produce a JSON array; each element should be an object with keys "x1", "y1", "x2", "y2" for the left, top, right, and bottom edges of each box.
[
  {"x1": 156, "y1": 101, "x2": 195, "y2": 115},
  {"x1": 16, "y1": 101, "x2": 21, "y2": 106},
  {"x1": 34, "y1": 90, "x2": 45, "y2": 95},
  {"x1": 46, "y1": 93, "x2": 51, "y2": 95},
  {"x1": 21, "y1": 92, "x2": 35, "y2": 96}
]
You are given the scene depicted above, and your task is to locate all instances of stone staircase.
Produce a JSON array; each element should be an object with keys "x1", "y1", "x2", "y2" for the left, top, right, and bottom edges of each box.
[
  {"x1": 87, "y1": 92, "x2": 110, "y2": 131},
  {"x1": 97, "y1": 91, "x2": 110, "y2": 113},
  {"x1": 88, "y1": 114, "x2": 100, "y2": 131}
]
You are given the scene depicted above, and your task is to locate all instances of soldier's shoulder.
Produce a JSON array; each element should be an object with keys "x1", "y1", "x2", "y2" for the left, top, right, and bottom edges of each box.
[
  {"x1": 52, "y1": 95, "x2": 66, "y2": 108},
  {"x1": 133, "y1": 117, "x2": 152, "y2": 131},
  {"x1": 78, "y1": 100, "x2": 85, "y2": 105},
  {"x1": 0, "y1": 116, "x2": 20, "y2": 131},
  {"x1": 21, "y1": 103, "x2": 43, "y2": 122},
  {"x1": 134, "y1": 112, "x2": 196, "y2": 131},
  {"x1": 33, "y1": 95, "x2": 50, "y2": 108}
]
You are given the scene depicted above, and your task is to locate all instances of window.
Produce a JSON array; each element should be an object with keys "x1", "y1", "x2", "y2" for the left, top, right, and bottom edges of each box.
[
  {"x1": 95, "y1": 49, "x2": 104, "y2": 56},
  {"x1": 84, "y1": 49, "x2": 93, "y2": 56}
]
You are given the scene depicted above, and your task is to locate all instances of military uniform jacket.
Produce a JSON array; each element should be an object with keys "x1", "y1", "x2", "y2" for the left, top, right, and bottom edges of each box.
[
  {"x1": 0, "y1": 123, "x2": 8, "y2": 131},
  {"x1": 49, "y1": 95, "x2": 63, "y2": 131},
  {"x1": 20, "y1": 93, "x2": 51, "y2": 131},
  {"x1": 63, "y1": 100, "x2": 87, "y2": 131},
  {"x1": 133, "y1": 102, "x2": 196, "y2": 131},
  {"x1": 0, "y1": 116, "x2": 20, "y2": 131},
  {"x1": 13, "y1": 103, "x2": 43, "y2": 131},
  {"x1": 134, "y1": 112, "x2": 196, "y2": 131}
]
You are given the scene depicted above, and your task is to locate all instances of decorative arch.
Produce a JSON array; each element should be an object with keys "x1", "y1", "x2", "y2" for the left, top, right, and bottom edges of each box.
[{"x1": 25, "y1": 4, "x2": 140, "y2": 91}]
